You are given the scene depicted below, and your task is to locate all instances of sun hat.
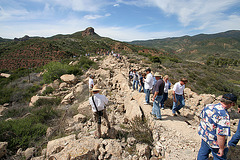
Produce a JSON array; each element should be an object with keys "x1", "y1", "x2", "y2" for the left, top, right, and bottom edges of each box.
[
  {"x1": 91, "y1": 84, "x2": 101, "y2": 92},
  {"x1": 222, "y1": 93, "x2": 237, "y2": 103},
  {"x1": 154, "y1": 72, "x2": 162, "y2": 77}
]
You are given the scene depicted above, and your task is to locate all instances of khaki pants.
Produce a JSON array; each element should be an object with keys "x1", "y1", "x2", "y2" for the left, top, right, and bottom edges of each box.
[{"x1": 93, "y1": 109, "x2": 110, "y2": 138}]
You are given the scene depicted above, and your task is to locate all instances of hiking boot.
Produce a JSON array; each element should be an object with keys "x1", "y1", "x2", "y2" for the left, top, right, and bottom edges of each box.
[
  {"x1": 154, "y1": 117, "x2": 162, "y2": 120},
  {"x1": 161, "y1": 107, "x2": 164, "y2": 110},
  {"x1": 172, "y1": 113, "x2": 177, "y2": 116},
  {"x1": 144, "y1": 102, "x2": 149, "y2": 105},
  {"x1": 176, "y1": 110, "x2": 181, "y2": 115}
]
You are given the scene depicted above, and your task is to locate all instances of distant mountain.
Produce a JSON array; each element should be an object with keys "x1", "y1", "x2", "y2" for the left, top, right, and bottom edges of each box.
[
  {"x1": 0, "y1": 27, "x2": 162, "y2": 70},
  {"x1": 0, "y1": 37, "x2": 11, "y2": 43},
  {"x1": 129, "y1": 30, "x2": 240, "y2": 61}
]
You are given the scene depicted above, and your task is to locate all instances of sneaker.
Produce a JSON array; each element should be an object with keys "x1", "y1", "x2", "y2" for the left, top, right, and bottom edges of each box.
[
  {"x1": 172, "y1": 113, "x2": 177, "y2": 116},
  {"x1": 144, "y1": 102, "x2": 149, "y2": 105},
  {"x1": 176, "y1": 110, "x2": 181, "y2": 115},
  {"x1": 161, "y1": 107, "x2": 164, "y2": 110},
  {"x1": 154, "y1": 117, "x2": 162, "y2": 120}
]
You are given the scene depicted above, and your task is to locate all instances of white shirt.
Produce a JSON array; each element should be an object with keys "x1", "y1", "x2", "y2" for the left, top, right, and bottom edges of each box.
[
  {"x1": 173, "y1": 82, "x2": 185, "y2": 95},
  {"x1": 89, "y1": 78, "x2": 94, "y2": 88},
  {"x1": 164, "y1": 80, "x2": 170, "y2": 93},
  {"x1": 144, "y1": 73, "x2": 153, "y2": 89},
  {"x1": 89, "y1": 93, "x2": 108, "y2": 112}
]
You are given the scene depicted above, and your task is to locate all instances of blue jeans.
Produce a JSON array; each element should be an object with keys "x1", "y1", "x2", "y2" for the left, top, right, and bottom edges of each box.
[
  {"x1": 160, "y1": 92, "x2": 168, "y2": 108},
  {"x1": 197, "y1": 139, "x2": 228, "y2": 160},
  {"x1": 139, "y1": 85, "x2": 145, "y2": 93},
  {"x1": 228, "y1": 120, "x2": 240, "y2": 147},
  {"x1": 133, "y1": 80, "x2": 139, "y2": 90},
  {"x1": 152, "y1": 95, "x2": 163, "y2": 119},
  {"x1": 172, "y1": 94, "x2": 185, "y2": 114},
  {"x1": 145, "y1": 89, "x2": 151, "y2": 104}
]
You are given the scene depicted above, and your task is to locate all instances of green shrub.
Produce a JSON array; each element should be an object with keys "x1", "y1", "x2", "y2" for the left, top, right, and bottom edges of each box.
[
  {"x1": 128, "y1": 116, "x2": 153, "y2": 145},
  {"x1": 0, "y1": 115, "x2": 48, "y2": 151},
  {"x1": 42, "y1": 86, "x2": 54, "y2": 95},
  {"x1": 34, "y1": 97, "x2": 61, "y2": 107}
]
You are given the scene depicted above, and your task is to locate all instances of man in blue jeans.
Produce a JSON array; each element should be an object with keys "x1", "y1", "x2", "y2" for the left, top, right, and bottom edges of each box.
[
  {"x1": 227, "y1": 105, "x2": 240, "y2": 159},
  {"x1": 151, "y1": 72, "x2": 165, "y2": 120},
  {"x1": 197, "y1": 93, "x2": 237, "y2": 160},
  {"x1": 144, "y1": 68, "x2": 153, "y2": 105},
  {"x1": 172, "y1": 78, "x2": 188, "y2": 116},
  {"x1": 132, "y1": 69, "x2": 139, "y2": 90}
]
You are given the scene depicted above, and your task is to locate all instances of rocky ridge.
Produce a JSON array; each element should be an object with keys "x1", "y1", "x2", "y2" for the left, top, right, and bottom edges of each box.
[{"x1": 1, "y1": 55, "x2": 239, "y2": 160}]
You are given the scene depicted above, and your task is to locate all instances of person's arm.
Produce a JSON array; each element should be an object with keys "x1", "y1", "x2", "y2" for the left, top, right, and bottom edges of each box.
[
  {"x1": 173, "y1": 90, "x2": 177, "y2": 102},
  {"x1": 217, "y1": 135, "x2": 226, "y2": 157},
  {"x1": 152, "y1": 91, "x2": 159, "y2": 102}
]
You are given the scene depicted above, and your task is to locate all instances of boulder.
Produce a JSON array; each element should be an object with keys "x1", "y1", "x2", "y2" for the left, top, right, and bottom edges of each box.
[
  {"x1": 0, "y1": 142, "x2": 8, "y2": 159},
  {"x1": 49, "y1": 80, "x2": 60, "y2": 89},
  {"x1": 73, "y1": 114, "x2": 87, "y2": 123},
  {"x1": 0, "y1": 106, "x2": 8, "y2": 116},
  {"x1": 47, "y1": 137, "x2": 100, "y2": 159},
  {"x1": 61, "y1": 92, "x2": 74, "y2": 104},
  {"x1": 0, "y1": 73, "x2": 11, "y2": 78},
  {"x1": 125, "y1": 93, "x2": 143, "y2": 121},
  {"x1": 59, "y1": 82, "x2": 68, "y2": 89},
  {"x1": 60, "y1": 74, "x2": 77, "y2": 84},
  {"x1": 29, "y1": 96, "x2": 56, "y2": 107},
  {"x1": 46, "y1": 134, "x2": 76, "y2": 156},
  {"x1": 136, "y1": 143, "x2": 150, "y2": 159},
  {"x1": 24, "y1": 147, "x2": 35, "y2": 160}
]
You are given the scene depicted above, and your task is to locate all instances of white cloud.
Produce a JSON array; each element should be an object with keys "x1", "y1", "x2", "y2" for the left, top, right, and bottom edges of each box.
[
  {"x1": 84, "y1": 13, "x2": 111, "y2": 20},
  {"x1": 113, "y1": 4, "x2": 120, "y2": 7},
  {"x1": 96, "y1": 26, "x2": 183, "y2": 41}
]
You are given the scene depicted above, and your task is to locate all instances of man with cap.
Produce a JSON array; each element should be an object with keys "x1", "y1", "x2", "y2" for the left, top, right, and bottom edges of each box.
[
  {"x1": 197, "y1": 93, "x2": 237, "y2": 160},
  {"x1": 151, "y1": 72, "x2": 165, "y2": 120},
  {"x1": 144, "y1": 68, "x2": 154, "y2": 105},
  {"x1": 89, "y1": 84, "x2": 111, "y2": 138}
]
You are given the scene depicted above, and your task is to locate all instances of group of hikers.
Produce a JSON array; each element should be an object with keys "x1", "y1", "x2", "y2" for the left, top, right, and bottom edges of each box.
[{"x1": 88, "y1": 66, "x2": 239, "y2": 160}]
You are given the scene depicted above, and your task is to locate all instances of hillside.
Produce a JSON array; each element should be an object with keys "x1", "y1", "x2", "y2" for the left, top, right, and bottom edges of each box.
[
  {"x1": 129, "y1": 30, "x2": 240, "y2": 62},
  {"x1": 0, "y1": 55, "x2": 239, "y2": 159},
  {"x1": 0, "y1": 27, "x2": 163, "y2": 70}
]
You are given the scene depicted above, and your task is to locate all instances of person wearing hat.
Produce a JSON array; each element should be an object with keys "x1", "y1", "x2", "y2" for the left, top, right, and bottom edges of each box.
[
  {"x1": 89, "y1": 84, "x2": 111, "y2": 138},
  {"x1": 197, "y1": 93, "x2": 237, "y2": 160},
  {"x1": 151, "y1": 72, "x2": 165, "y2": 120},
  {"x1": 172, "y1": 78, "x2": 188, "y2": 116},
  {"x1": 144, "y1": 68, "x2": 154, "y2": 105}
]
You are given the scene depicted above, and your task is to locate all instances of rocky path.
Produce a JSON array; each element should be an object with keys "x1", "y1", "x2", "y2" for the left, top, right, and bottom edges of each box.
[
  {"x1": 30, "y1": 55, "x2": 239, "y2": 160},
  {"x1": 100, "y1": 55, "x2": 201, "y2": 159}
]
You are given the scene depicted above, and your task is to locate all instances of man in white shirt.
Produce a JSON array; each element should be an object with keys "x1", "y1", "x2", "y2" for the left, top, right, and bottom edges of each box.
[
  {"x1": 144, "y1": 68, "x2": 154, "y2": 105},
  {"x1": 89, "y1": 85, "x2": 111, "y2": 138},
  {"x1": 172, "y1": 78, "x2": 188, "y2": 116}
]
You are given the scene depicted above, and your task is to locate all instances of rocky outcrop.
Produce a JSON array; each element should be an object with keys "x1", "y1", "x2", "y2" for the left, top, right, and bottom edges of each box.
[
  {"x1": 0, "y1": 142, "x2": 8, "y2": 159},
  {"x1": 81, "y1": 27, "x2": 97, "y2": 37},
  {"x1": 60, "y1": 74, "x2": 77, "y2": 84},
  {"x1": 0, "y1": 73, "x2": 11, "y2": 78}
]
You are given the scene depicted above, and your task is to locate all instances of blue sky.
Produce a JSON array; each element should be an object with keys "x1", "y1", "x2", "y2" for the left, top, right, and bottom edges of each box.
[{"x1": 1, "y1": 0, "x2": 240, "y2": 41}]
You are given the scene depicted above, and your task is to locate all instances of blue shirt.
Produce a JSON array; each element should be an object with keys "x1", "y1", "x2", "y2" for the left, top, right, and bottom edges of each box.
[{"x1": 198, "y1": 103, "x2": 230, "y2": 148}]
